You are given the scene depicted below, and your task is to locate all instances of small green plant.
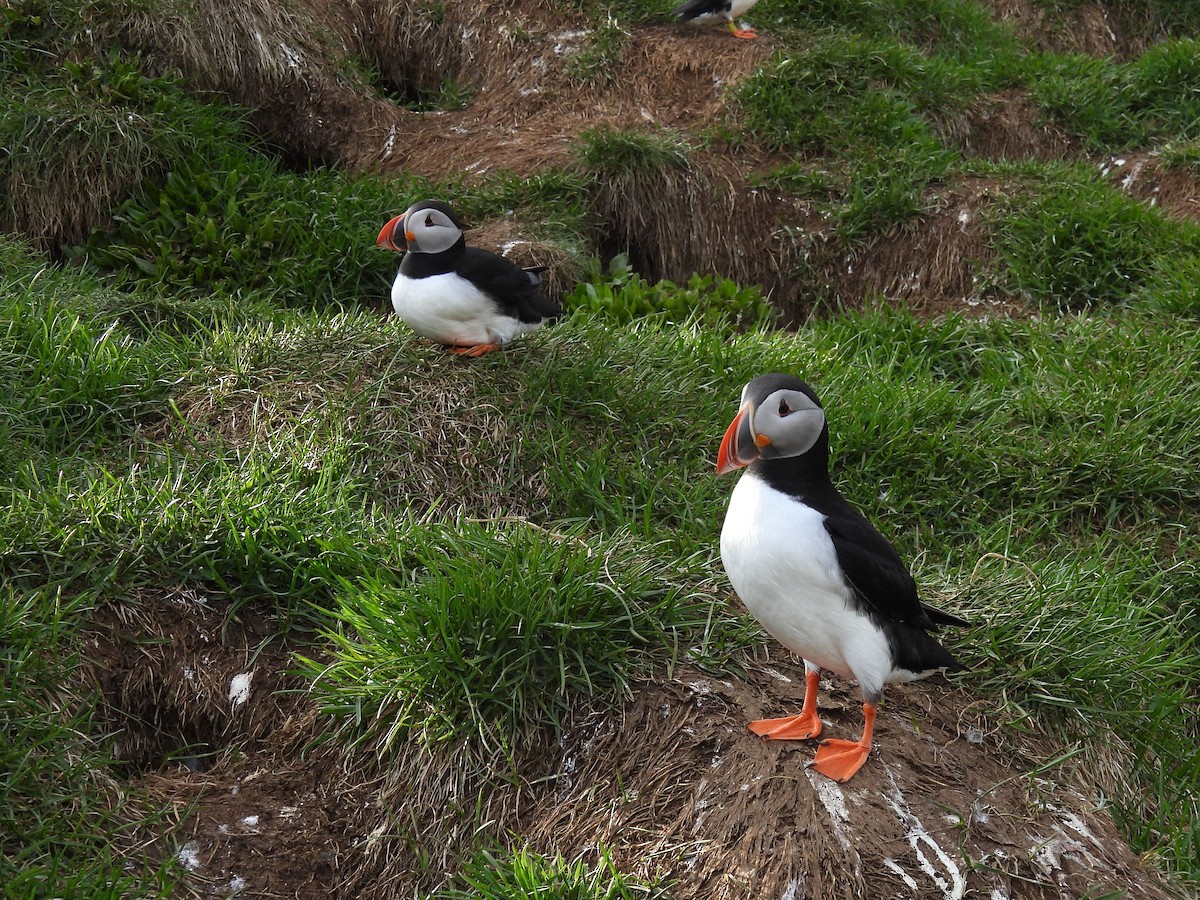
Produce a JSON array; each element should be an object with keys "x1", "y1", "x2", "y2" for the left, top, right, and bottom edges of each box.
[
  {"x1": 404, "y1": 74, "x2": 473, "y2": 112},
  {"x1": 72, "y1": 158, "x2": 411, "y2": 305},
  {"x1": 566, "y1": 254, "x2": 775, "y2": 327},
  {"x1": 433, "y1": 846, "x2": 673, "y2": 899}
]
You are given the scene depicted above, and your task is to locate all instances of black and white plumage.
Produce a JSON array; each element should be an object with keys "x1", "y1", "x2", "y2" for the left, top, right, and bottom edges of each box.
[
  {"x1": 376, "y1": 199, "x2": 562, "y2": 357},
  {"x1": 716, "y1": 374, "x2": 968, "y2": 782},
  {"x1": 673, "y1": 0, "x2": 760, "y2": 39}
]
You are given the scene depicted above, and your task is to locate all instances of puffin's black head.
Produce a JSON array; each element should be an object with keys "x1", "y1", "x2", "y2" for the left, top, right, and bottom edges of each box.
[
  {"x1": 376, "y1": 199, "x2": 467, "y2": 254},
  {"x1": 716, "y1": 374, "x2": 829, "y2": 474}
]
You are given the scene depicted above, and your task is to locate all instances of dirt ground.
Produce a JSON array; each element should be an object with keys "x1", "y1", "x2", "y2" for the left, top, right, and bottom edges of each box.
[
  {"x1": 78, "y1": 0, "x2": 1200, "y2": 896},
  {"x1": 86, "y1": 588, "x2": 1180, "y2": 898}
]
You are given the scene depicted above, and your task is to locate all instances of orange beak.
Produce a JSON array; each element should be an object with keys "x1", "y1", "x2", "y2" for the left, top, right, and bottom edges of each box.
[
  {"x1": 376, "y1": 215, "x2": 407, "y2": 252},
  {"x1": 716, "y1": 403, "x2": 760, "y2": 474}
]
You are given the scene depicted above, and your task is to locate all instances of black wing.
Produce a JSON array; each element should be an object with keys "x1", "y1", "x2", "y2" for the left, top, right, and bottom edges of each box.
[
  {"x1": 460, "y1": 248, "x2": 563, "y2": 324},
  {"x1": 822, "y1": 507, "x2": 929, "y2": 628},
  {"x1": 823, "y1": 506, "x2": 968, "y2": 672},
  {"x1": 673, "y1": 0, "x2": 724, "y2": 19}
]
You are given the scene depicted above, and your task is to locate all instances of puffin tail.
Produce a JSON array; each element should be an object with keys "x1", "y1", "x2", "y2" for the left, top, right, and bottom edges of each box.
[
  {"x1": 920, "y1": 601, "x2": 970, "y2": 630},
  {"x1": 890, "y1": 622, "x2": 965, "y2": 676}
]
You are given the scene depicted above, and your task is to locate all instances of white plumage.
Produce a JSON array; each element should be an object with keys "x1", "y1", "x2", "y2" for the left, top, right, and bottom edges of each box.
[
  {"x1": 721, "y1": 473, "x2": 918, "y2": 703},
  {"x1": 391, "y1": 273, "x2": 546, "y2": 348}
]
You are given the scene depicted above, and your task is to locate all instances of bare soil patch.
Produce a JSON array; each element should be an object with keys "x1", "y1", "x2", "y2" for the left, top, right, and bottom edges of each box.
[{"x1": 1102, "y1": 152, "x2": 1200, "y2": 220}]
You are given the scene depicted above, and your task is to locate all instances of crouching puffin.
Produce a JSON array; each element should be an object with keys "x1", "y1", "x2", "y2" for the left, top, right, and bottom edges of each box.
[
  {"x1": 716, "y1": 374, "x2": 969, "y2": 782},
  {"x1": 673, "y1": 0, "x2": 760, "y2": 39},
  {"x1": 376, "y1": 200, "x2": 562, "y2": 357}
]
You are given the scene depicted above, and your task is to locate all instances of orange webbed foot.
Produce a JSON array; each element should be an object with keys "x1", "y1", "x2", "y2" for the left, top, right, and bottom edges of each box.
[
  {"x1": 448, "y1": 342, "x2": 502, "y2": 357},
  {"x1": 747, "y1": 667, "x2": 823, "y2": 740},
  {"x1": 809, "y1": 702, "x2": 877, "y2": 783},
  {"x1": 811, "y1": 737, "x2": 872, "y2": 782},
  {"x1": 748, "y1": 711, "x2": 823, "y2": 741}
]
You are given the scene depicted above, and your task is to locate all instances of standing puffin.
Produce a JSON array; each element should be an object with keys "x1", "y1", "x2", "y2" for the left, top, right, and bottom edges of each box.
[
  {"x1": 673, "y1": 0, "x2": 760, "y2": 39},
  {"x1": 716, "y1": 374, "x2": 968, "y2": 782},
  {"x1": 376, "y1": 199, "x2": 562, "y2": 357}
]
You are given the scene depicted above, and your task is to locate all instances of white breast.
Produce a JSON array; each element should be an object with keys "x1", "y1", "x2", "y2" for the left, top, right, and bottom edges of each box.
[
  {"x1": 719, "y1": 473, "x2": 895, "y2": 698},
  {"x1": 391, "y1": 273, "x2": 542, "y2": 346}
]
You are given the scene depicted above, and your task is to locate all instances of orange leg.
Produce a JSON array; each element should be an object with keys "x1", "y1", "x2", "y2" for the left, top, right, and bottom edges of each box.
[
  {"x1": 448, "y1": 342, "x2": 502, "y2": 357},
  {"x1": 748, "y1": 668, "x2": 823, "y2": 740},
  {"x1": 811, "y1": 702, "x2": 876, "y2": 783},
  {"x1": 727, "y1": 21, "x2": 758, "y2": 39}
]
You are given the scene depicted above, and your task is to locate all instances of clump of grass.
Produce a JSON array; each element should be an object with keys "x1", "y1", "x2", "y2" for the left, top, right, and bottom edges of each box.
[
  {"x1": 0, "y1": 247, "x2": 184, "y2": 469},
  {"x1": 565, "y1": 0, "x2": 672, "y2": 28},
  {"x1": 1025, "y1": 39, "x2": 1200, "y2": 149},
  {"x1": 733, "y1": 33, "x2": 971, "y2": 241},
  {"x1": 1030, "y1": 0, "x2": 1200, "y2": 43},
  {"x1": 734, "y1": 33, "x2": 981, "y2": 153},
  {"x1": 71, "y1": 156, "x2": 417, "y2": 306},
  {"x1": 0, "y1": 49, "x2": 237, "y2": 249},
  {"x1": 68, "y1": 133, "x2": 597, "y2": 308},
  {"x1": 1139, "y1": 252, "x2": 1200, "y2": 316},
  {"x1": 565, "y1": 16, "x2": 630, "y2": 87},
  {"x1": 754, "y1": 146, "x2": 956, "y2": 248},
  {"x1": 433, "y1": 846, "x2": 672, "y2": 899},
  {"x1": 1159, "y1": 138, "x2": 1200, "y2": 169},
  {"x1": 963, "y1": 533, "x2": 1199, "y2": 871},
  {"x1": 577, "y1": 127, "x2": 692, "y2": 176},
  {"x1": 302, "y1": 523, "x2": 726, "y2": 757},
  {"x1": 1, "y1": 445, "x2": 379, "y2": 622},
  {"x1": 986, "y1": 162, "x2": 1200, "y2": 308},
  {"x1": 756, "y1": 0, "x2": 1019, "y2": 60}
]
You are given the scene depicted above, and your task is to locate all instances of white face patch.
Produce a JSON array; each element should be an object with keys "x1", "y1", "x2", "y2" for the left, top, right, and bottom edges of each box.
[
  {"x1": 753, "y1": 389, "x2": 825, "y2": 459},
  {"x1": 403, "y1": 206, "x2": 463, "y2": 255}
]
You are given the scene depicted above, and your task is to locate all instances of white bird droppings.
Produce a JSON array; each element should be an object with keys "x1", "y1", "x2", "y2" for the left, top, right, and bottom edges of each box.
[
  {"x1": 229, "y1": 671, "x2": 254, "y2": 707},
  {"x1": 806, "y1": 768, "x2": 852, "y2": 852},
  {"x1": 177, "y1": 840, "x2": 202, "y2": 871},
  {"x1": 884, "y1": 768, "x2": 966, "y2": 900}
]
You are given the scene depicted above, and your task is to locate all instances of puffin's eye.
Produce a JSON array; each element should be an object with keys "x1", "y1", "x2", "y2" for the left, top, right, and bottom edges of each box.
[
  {"x1": 779, "y1": 399, "x2": 791, "y2": 416},
  {"x1": 424, "y1": 215, "x2": 435, "y2": 227}
]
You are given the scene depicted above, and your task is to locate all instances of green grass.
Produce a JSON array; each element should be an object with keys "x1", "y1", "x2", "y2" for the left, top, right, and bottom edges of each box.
[
  {"x1": 564, "y1": 16, "x2": 630, "y2": 87},
  {"x1": 301, "y1": 523, "x2": 732, "y2": 758},
  {"x1": 2, "y1": 232, "x2": 1199, "y2": 888},
  {"x1": 985, "y1": 161, "x2": 1200, "y2": 308},
  {"x1": 432, "y1": 846, "x2": 673, "y2": 899}
]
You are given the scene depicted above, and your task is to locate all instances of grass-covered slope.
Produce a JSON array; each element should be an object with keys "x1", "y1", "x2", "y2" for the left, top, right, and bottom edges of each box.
[
  {"x1": 3, "y1": 231, "x2": 1199, "y2": 892},
  {"x1": 2, "y1": 0, "x2": 1200, "y2": 894}
]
